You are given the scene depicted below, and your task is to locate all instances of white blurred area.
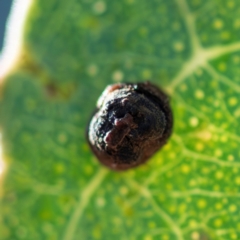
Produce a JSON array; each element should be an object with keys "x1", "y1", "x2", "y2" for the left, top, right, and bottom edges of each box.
[
  {"x1": 0, "y1": 0, "x2": 32, "y2": 78},
  {"x1": 0, "y1": 0, "x2": 32, "y2": 176}
]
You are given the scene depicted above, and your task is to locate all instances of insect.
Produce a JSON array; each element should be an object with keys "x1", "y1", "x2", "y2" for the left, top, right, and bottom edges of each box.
[{"x1": 87, "y1": 81, "x2": 173, "y2": 171}]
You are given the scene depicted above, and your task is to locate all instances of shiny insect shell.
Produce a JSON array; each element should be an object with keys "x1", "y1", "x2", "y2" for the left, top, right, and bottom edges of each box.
[{"x1": 87, "y1": 81, "x2": 173, "y2": 171}]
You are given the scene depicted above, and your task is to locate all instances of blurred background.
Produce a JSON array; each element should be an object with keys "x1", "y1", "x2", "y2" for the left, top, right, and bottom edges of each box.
[
  {"x1": 0, "y1": 0, "x2": 13, "y2": 51},
  {"x1": 0, "y1": 0, "x2": 13, "y2": 175}
]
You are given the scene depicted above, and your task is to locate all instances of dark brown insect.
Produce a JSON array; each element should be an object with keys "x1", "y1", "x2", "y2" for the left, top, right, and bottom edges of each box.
[{"x1": 87, "y1": 81, "x2": 173, "y2": 171}]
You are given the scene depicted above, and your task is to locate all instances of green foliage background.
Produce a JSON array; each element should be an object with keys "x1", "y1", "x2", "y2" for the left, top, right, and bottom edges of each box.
[{"x1": 1, "y1": 0, "x2": 240, "y2": 239}]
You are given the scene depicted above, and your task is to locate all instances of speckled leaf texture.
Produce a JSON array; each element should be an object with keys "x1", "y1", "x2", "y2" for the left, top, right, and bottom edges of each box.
[{"x1": 0, "y1": 0, "x2": 240, "y2": 239}]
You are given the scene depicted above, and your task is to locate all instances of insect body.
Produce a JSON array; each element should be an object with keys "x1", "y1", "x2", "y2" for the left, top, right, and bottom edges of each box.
[{"x1": 87, "y1": 82, "x2": 173, "y2": 171}]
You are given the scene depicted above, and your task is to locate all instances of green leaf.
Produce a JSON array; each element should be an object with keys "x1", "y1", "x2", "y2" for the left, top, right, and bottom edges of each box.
[{"x1": 1, "y1": 0, "x2": 240, "y2": 239}]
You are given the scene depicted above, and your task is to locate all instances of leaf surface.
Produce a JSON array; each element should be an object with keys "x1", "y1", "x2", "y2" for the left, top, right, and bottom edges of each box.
[{"x1": 1, "y1": 0, "x2": 240, "y2": 239}]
